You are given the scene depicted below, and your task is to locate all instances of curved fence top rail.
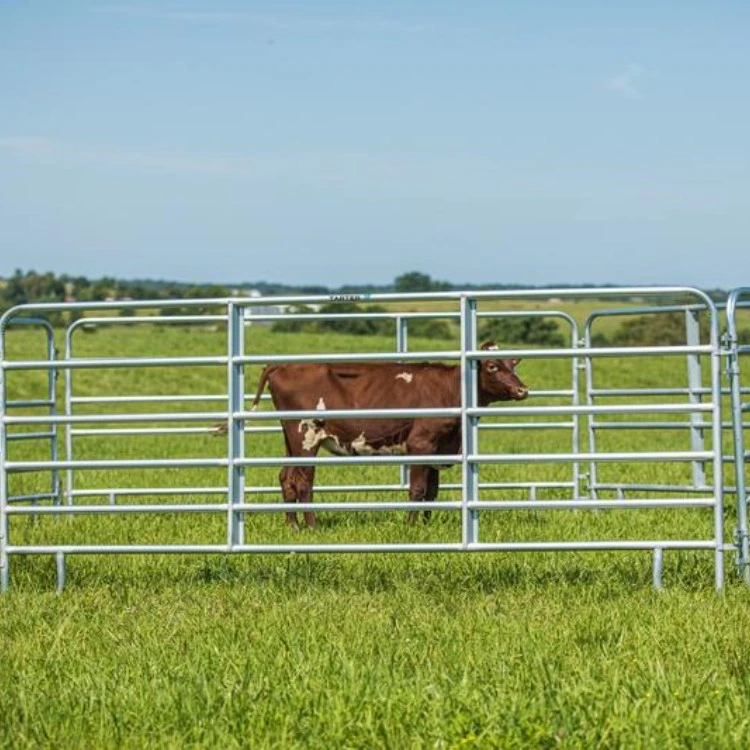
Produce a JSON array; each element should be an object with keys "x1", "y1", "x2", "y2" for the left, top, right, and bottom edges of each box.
[
  {"x1": 65, "y1": 308, "x2": 580, "y2": 328},
  {"x1": 726, "y1": 288, "x2": 750, "y2": 340},
  {"x1": 4, "y1": 316, "x2": 56, "y2": 331}
]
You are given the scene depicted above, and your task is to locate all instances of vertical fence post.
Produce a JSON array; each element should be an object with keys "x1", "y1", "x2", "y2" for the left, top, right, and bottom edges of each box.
[
  {"x1": 0, "y1": 329, "x2": 9, "y2": 592},
  {"x1": 227, "y1": 302, "x2": 245, "y2": 548},
  {"x1": 652, "y1": 548, "x2": 664, "y2": 591},
  {"x1": 707, "y1": 301, "x2": 725, "y2": 591},
  {"x1": 583, "y1": 320, "x2": 598, "y2": 500},
  {"x1": 56, "y1": 550, "x2": 66, "y2": 594},
  {"x1": 727, "y1": 291, "x2": 750, "y2": 585},
  {"x1": 47, "y1": 327, "x2": 61, "y2": 507},
  {"x1": 396, "y1": 315, "x2": 409, "y2": 491},
  {"x1": 569, "y1": 321, "x2": 581, "y2": 500},
  {"x1": 685, "y1": 309, "x2": 707, "y2": 489},
  {"x1": 64, "y1": 323, "x2": 75, "y2": 506},
  {"x1": 460, "y1": 296, "x2": 479, "y2": 546}
]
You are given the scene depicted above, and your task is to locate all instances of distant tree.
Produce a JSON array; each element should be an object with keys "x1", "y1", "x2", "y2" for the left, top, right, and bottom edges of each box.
[
  {"x1": 479, "y1": 316, "x2": 565, "y2": 346},
  {"x1": 298, "y1": 286, "x2": 329, "y2": 295},
  {"x1": 3, "y1": 269, "x2": 28, "y2": 306},
  {"x1": 0, "y1": 269, "x2": 71, "y2": 325},
  {"x1": 125, "y1": 283, "x2": 149, "y2": 300},
  {"x1": 89, "y1": 277, "x2": 115, "y2": 301},
  {"x1": 393, "y1": 272, "x2": 430, "y2": 292},
  {"x1": 318, "y1": 302, "x2": 391, "y2": 336}
]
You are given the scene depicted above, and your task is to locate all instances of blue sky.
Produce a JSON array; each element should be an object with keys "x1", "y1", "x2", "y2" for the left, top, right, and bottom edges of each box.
[{"x1": 1, "y1": 1, "x2": 748, "y2": 289}]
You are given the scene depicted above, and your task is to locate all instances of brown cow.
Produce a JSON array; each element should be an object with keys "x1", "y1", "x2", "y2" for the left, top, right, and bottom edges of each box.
[{"x1": 248, "y1": 342, "x2": 529, "y2": 529}]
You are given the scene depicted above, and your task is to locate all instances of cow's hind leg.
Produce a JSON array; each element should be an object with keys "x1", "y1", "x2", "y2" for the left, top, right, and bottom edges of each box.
[
  {"x1": 279, "y1": 423, "x2": 319, "y2": 530},
  {"x1": 280, "y1": 466, "x2": 301, "y2": 530},
  {"x1": 279, "y1": 466, "x2": 317, "y2": 530},
  {"x1": 299, "y1": 466, "x2": 317, "y2": 529}
]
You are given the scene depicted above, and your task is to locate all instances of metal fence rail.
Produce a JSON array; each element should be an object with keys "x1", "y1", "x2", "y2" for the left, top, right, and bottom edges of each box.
[
  {"x1": 61, "y1": 307, "x2": 582, "y2": 503},
  {"x1": 0, "y1": 286, "x2": 737, "y2": 592}
]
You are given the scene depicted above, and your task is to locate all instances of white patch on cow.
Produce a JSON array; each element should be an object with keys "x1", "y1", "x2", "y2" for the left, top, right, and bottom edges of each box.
[
  {"x1": 351, "y1": 432, "x2": 370, "y2": 454},
  {"x1": 383, "y1": 442, "x2": 408, "y2": 455},
  {"x1": 299, "y1": 420, "x2": 319, "y2": 450},
  {"x1": 297, "y1": 398, "x2": 342, "y2": 452},
  {"x1": 299, "y1": 427, "x2": 409, "y2": 456},
  {"x1": 351, "y1": 432, "x2": 407, "y2": 456},
  {"x1": 487, "y1": 345, "x2": 499, "y2": 350},
  {"x1": 395, "y1": 372, "x2": 413, "y2": 383},
  {"x1": 299, "y1": 419, "x2": 348, "y2": 454},
  {"x1": 320, "y1": 434, "x2": 347, "y2": 455}
]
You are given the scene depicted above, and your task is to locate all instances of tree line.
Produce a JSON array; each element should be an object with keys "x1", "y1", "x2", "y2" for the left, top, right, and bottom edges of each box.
[
  {"x1": 1, "y1": 268, "x2": 741, "y2": 344},
  {"x1": 0, "y1": 269, "x2": 230, "y2": 324},
  {"x1": 0, "y1": 269, "x2": 229, "y2": 308}
]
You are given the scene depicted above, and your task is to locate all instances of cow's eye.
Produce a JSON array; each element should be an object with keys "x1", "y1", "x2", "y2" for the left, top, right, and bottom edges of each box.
[{"x1": 487, "y1": 364, "x2": 498, "y2": 373}]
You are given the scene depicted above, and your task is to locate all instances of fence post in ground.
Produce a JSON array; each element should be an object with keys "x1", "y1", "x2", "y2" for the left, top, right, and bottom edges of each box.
[
  {"x1": 227, "y1": 302, "x2": 245, "y2": 547},
  {"x1": 396, "y1": 315, "x2": 409, "y2": 491},
  {"x1": 685, "y1": 309, "x2": 707, "y2": 489},
  {"x1": 460, "y1": 296, "x2": 479, "y2": 545},
  {"x1": 707, "y1": 299, "x2": 725, "y2": 591},
  {"x1": 0, "y1": 344, "x2": 8, "y2": 593},
  {"x1": 726, "y1": 290, "x2": 750, "y2": 585},
  {"x1": 582, "y1": 319, "x2": 598, "y2": 500}
]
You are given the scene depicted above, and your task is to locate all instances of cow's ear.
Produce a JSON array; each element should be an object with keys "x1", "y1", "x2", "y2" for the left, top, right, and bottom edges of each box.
[
  {"x1": 480, "y1": 341, "x2": 499, "y2": 351},
  {"x1": 510, "y1": 358, "x2": 522, "y2": 368}
]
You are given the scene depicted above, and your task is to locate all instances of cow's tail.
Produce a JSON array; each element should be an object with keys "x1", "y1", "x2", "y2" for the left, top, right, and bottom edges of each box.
[
  {"x1": 250, "y1": 366, "x2": 272, "y2": 410},
  {"x1": 212, "y1": 366, "x2": 273, "y2": 436}
]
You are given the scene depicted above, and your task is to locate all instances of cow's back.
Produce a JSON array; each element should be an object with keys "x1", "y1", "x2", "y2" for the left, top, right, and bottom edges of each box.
[{"x1": 266, "y1": 362, "x2": 460, "y2": 412}]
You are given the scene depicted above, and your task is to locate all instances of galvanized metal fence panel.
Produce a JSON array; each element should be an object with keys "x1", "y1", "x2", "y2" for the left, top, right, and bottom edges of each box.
[{"x1": 0, "y1": 286, "x2": 740, "y2": 592}]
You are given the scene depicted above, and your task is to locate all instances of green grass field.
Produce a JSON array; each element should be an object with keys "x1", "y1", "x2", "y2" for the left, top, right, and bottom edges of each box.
[{"x1": 2, "y1": 315, "x2": 750, "y2": 747}]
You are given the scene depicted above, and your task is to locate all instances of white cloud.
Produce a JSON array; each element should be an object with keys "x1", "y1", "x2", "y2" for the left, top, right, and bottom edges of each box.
[
  {"x1": 0, "y1": 136, "x2": 58, "y2": 155},
  {"x1": 0, "y1": 136, "x2": 256, "y2": 176},
  {"x1": 90, "y1": 5, "x2": 436, "y2": 34},
  {"x1": 0, "y1": 136, "x2": 447, "y2": 185},
  {"x1": 604, "y1": 64, "x2": 646, "y2": 99}
]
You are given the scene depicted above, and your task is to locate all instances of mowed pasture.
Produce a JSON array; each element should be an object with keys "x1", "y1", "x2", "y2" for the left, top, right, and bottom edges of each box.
[{"x1": 2, "y1": 313, "x2": 750, "y2": 747}]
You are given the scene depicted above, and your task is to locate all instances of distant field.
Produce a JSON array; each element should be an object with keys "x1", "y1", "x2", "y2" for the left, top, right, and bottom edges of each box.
[{"x1": 2, "y1": 319, "x2": 750, "y2": 747}]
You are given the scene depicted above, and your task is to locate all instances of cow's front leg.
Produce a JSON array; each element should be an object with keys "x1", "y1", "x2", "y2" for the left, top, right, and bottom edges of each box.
[
  {"x1": 406, "y1": 423, "x2": 448, "y2": 525},
  {"x1": 423, "y1": 467, "x2": 440, "y2": 523},
  {"x1": 407, "y1": 465, "x2": 430, "y2": 525}
]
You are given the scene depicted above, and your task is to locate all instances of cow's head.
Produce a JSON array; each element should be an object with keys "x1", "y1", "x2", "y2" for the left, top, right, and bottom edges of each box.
[{"x1": 477, "y1": 341, "x2": 529, "y2": 403}]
